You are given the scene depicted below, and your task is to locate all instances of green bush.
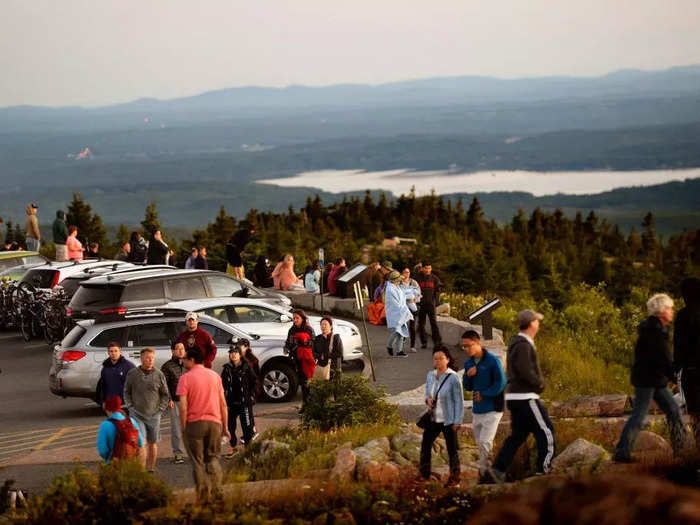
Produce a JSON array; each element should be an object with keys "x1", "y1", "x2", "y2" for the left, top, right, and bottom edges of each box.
[
  {"x1": 22, "y1": 461, "x2": 170, "y2": 525},
  {"x1": 300, "y1": 375, "x2": 400, "y2": 431}
]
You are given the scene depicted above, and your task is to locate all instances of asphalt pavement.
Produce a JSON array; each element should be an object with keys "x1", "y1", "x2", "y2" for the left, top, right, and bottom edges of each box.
[{"x1": 0, "y1": 317, "x2": 439, "y2": 494}]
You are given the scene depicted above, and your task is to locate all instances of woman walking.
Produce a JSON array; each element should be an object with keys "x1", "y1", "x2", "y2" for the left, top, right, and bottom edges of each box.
[
  {"x1": 284, "y1": 310, "x2": 316, "y2": 402},
  {"x1": 419, "y1": 345, "x2": 464, "y2": 487},
  {"x1": 312, "y1": 316, "x2": 344, "y2": 380}
]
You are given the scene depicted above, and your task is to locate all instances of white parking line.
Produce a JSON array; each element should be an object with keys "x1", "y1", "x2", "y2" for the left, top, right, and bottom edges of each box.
[{"x1": 0, "y1": 334, "x2": 21, "y2": 340}]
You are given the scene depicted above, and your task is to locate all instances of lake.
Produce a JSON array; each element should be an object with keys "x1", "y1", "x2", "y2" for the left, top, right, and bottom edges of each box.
[{"x1": 257, "y1": 168, "x2": 700, "y2": 197}]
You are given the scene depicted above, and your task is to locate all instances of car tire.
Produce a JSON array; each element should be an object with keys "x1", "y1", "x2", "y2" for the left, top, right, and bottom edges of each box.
[{"x1": 261, "y1": 361, "x2": 298, "y2": 402}]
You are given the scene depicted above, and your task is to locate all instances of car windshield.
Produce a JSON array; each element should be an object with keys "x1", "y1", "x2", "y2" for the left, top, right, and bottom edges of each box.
[
  {"x1": 61, "y1": 324, "x2": 87, "y2": 348},
  {"x1": 70, "y1": 285, "x2": 124, "y2": 308},
  {"x1": 20, "y1": 269, "x2": 58, "y2": 288}
]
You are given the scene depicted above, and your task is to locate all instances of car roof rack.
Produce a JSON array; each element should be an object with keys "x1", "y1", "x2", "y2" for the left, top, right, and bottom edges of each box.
[{"x1": 94, "y1": 307, "x2": 193, "y2": 324}]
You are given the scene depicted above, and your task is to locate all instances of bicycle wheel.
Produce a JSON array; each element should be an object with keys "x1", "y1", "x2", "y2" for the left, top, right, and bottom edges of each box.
[{"x1": 19, "y1": 311, "x2": 33, "y2": 342}]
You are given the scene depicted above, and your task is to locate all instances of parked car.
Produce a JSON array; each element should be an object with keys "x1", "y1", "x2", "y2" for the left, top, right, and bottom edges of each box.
[
  {"x1": 0, "y1": 251, "x2": 49, "y2": 279},
  {"x1": 163, "y1": 297, "x2": 365, "y2": 363},
  {"x1": 57, "y1": 264, "x2": 179, "y2": 299},
  {"x1": 20, "y1": 259, "x2": 133, "y2": 292},
  {"x1": 67, "y1": 269, "x2": 291, "y2": 320},
  {"x1": 49, "y1": 311, "x2": 302, "y2": 402}
]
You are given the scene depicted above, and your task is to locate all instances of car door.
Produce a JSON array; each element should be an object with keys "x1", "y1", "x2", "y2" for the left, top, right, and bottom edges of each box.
[
  {"x1": 165, "y1": 276, "x2": 208, "y2": 302},
  {"x1": 197, "y1": 321, "x2": 238, "y2": 373},
  {"x1": 225, "y1": 304, "x2": 288, "y2": 338},
  {"x1": 125, "y1": 321, "x2": 178, "y2": 368},
  {"x1": 204, "y1": 274, "x2": 245, "y2": 298}
]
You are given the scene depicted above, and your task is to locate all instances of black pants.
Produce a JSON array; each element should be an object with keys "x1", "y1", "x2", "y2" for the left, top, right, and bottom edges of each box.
[
  {"x1": 408, "y1": 319, "x2": 416, "y2": 348},
  {"x1": 227, "y1": 404, "x2": 255, "y2": 447},
  {"x1": 420, "y1": 421, "x2": 460, "y2": 477},
  {"x1": 418, "y1": 303, "x2": 441, "y2": 346},
  {"x1": 493, "y1": 399, "x2": 555, "y2": 474}
]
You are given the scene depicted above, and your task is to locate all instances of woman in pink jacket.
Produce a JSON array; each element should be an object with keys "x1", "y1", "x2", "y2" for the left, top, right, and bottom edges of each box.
[
  {"x1": 271, "y1": 254, "x2": 303, "y2": 291},
  {"x1": 66, "y1": 225, "x2": 84, "y2": 261}
]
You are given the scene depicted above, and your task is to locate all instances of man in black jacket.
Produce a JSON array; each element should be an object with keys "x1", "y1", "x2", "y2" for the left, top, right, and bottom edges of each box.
[
  {"x1": 489, "y1": 309, "x2": 555, "y2": 482},
  {"x1": 147, "y1": 230, "x2": 169, "y2": 265},
  {"x1": 614, "y1": 293, "x2": 688, "y2": 462},
  {"x1": 416, "y1": 263, "x2": 442, "y2": 349},
  {"x1": 675, "y1": 278, "x2": 700, "y2": 448},
  {"x1": 161, "y1": 342, "x2": 186, "y2": 464},
  {"x1": 221, "y1": 345, "x2": 258, "y2": 457}
]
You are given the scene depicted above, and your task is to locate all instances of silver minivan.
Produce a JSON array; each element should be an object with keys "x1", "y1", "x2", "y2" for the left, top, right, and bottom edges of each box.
[{"x1": 49, "y1": 312, "x2": 299, "y2": 402}]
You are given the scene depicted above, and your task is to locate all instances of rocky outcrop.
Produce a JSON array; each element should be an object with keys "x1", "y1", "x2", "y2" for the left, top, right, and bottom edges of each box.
[
  {"x1": 549, "y1": 395, "x2": 628, "y2": 418},
  {"x1": 357, "y1": 460, "x2": 400, "y2": 485},
  {"x1": 260, "y1": 440, "x2": 291, "y2": 457},
  {"x1": 353, "y1": 437, "x2": 391, "y2": 464},
  {"x1": 634, "y1": 431, "x2": 673, "y2": 456},
  {"x1": 330, "y1": 448, "x2": 357, "y2": 483},
  {"x1": 551, "y1": 438, "x2": 610, "y2": 474}
]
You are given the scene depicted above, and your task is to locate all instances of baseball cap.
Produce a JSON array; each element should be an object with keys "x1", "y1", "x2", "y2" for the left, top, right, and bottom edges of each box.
[
  {"x1": 518, "y1": 309, "x2": 544, "y2": 326},
  {"x1": 185, "y1": 311, "x2": 198, "y2": 321}
]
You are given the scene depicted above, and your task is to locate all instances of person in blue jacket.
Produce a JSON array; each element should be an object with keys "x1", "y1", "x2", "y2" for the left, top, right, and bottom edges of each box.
[
  {"x1": 461, "y1": 330, "x2": 507, "y2": 480},
  {"x1": 97, "y1": 395, "x2": 144, "y2": 463},
  {"x1": 419, "y1": 345, "x2": 464, "y2": 487},
  {"x1": 97, "y1": 342, "x2": 135, "y2": 408}
]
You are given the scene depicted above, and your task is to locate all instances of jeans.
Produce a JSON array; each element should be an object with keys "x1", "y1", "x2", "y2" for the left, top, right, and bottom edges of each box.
[
  {"x1": 183, "y1": 420, "x2": 223, "y2": 501},
  {"x1": 169, "y1": 404, "x2": 184, "y2": 456},
  {"x1": 418, "y1": 303, "x2": 442, "y2": 346},
  {"x1": 615, "y1": 386, "x2": 687, "y2": 459},
  {"x1": 472, "y1": 411, "x2": 503, "y2": 474},
  {"x1": 387, "y1": 328, "x2": 405, "y2": 354},
  {"x1": 26, "y1": 237, "x2": 40, "y2": 252},
  {"x1": 494, "y1": 399, "x2": 555, "y2": 474},
  {"x1": 420, "y1": 421, "x2": 460, "y2": 477}
]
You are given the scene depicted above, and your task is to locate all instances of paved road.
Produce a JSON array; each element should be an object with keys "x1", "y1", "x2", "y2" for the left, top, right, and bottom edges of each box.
[{"x1": 0, "y1": 317, "x2": 437, "y2": 475}]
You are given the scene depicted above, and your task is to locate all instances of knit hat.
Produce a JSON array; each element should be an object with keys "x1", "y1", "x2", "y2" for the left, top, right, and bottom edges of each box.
[{"x1": 104, "y1": 395, "x2": 122, "y2": 413}]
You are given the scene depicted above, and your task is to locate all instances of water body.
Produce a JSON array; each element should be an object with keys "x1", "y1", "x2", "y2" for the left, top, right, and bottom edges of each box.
[{"x1": 257, "y1": 168, "x2": 700, "y2": 197}]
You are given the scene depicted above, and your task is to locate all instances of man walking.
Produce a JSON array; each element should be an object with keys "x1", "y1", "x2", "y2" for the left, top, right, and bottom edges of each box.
[
  {"x1": 416, "y1": 263, "x2": 442, "y2": 349},
  {"x1": 52, "y1": 210, "x2": 68, "y2": 261},
  {"x1": 124, "y1": 347, "x2": 170, "y2": 472},
  {"x1": 161, "y1": 342, "x2": 187, "y2": 464},
  {"x1": 97, "y1": 341, "x2": 135, "y2": 407},
  {"x1": 461, "y1": 330, "x2": 507, "y2": 480},
  {"x1": 176, "y1": 312, "x2": 218, "y2": 369},
  {"x1": 25, "y1": 204, "x2": 40, "y2": 251},
  {"x1": 177, "y1": 347, "x2": 230, "y2": 502},
  {"x1": 489, "y1": 310, "x2": 555, "y2": 482},
  {"x1": 614, "y1": 294, "x2": 688, "y2": 461}
]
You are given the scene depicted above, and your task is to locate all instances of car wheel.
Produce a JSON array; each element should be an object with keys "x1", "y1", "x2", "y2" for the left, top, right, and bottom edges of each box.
[{"x1": 262, "y1": 361, "x2": 298, "y2": 402}]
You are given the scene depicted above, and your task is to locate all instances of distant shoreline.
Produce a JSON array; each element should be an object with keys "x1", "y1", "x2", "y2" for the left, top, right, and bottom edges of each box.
[{"x1": 257, "y1": 167, "x2": 700, "y2": 198}]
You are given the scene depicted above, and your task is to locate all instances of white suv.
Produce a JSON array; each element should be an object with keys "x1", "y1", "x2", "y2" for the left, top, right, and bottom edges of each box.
[
  {"x1": 49, "y1": 311, "x2": 301, "y2": 402},
  {"x1": 20, "y1": 259, "x2": 135, "y2": 291},
  {"x1": 163, "y1": 297, "x2": 365, "y2": 363}
]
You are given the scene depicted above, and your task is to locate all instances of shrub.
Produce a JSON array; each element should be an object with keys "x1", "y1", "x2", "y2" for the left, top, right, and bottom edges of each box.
[
  {"x1": 23, "y1": 461, "x2": 170, "y2": 525},
  {"x1": 300, "y1": 374, "x2": 400, "y2": 431}
]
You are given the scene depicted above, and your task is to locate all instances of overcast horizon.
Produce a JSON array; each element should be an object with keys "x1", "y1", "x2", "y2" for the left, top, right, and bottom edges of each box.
[{"x1": 3, "y1": 0, "x2": 700, "y2": 108}]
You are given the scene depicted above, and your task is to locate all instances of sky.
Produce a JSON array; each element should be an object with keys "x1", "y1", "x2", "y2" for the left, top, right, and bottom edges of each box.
[{"x1": 2, "y1": 0, "x2": 700, "y2": 108}]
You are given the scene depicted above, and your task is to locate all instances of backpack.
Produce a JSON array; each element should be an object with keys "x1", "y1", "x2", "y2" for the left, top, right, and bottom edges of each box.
[{"x1": 109, "y1": 416, "x2": 140, "y2": 460}]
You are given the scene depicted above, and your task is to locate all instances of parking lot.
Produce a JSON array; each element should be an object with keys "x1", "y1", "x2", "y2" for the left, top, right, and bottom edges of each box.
[{"x1": 0, "y1": 317, "x2": 434, "y2": 492}]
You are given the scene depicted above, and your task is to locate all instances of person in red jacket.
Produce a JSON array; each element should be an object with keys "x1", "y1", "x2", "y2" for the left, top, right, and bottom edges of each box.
[{"x1": 176, "y1": 312, "x2": 218, "y2": 369}]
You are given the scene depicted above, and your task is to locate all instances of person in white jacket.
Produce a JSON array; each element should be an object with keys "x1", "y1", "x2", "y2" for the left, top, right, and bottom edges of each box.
[{"x1": 384, "y1": 270, "x2": 413, "y2": 357}]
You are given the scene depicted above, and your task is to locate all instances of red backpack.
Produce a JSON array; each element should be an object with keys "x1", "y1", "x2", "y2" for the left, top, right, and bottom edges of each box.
[{"x1": 109, "y1": 415, "x2": 140, "y2": 460}]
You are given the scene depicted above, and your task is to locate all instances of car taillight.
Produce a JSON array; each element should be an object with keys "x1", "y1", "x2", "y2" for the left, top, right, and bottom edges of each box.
[
  {"x1": 65, "y1": 307, "x2": 72, "y2": 317},
  {"x1": 60, "y1": 350, "x2": 86, "y2": 361},
  {"x1": 98, "y1": 307, "x2": 127, "y2": 315},
  {"x1": 50, "y1": 272, "x2": 60, "y2": 288}
]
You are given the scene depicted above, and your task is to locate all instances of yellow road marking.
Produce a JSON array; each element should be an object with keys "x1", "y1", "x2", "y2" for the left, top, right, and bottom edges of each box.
[{"x1": 34, "y1": 427, "x2": 71, "y2": 451}]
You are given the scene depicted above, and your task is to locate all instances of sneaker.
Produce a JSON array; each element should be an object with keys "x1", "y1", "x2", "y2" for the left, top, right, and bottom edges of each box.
[
  {"x1": 396, "y1": 351, "x2": 408, "y2": 358},
  {"x1": 444, "y1": 474, "x2": 460, "y2": 488},
  {"x1": 409, "y1": 347, "x2": 417, "y2": 353},
  {"x1": 173, "y1": 455, "x2": 185, "y2": 464},
  {"x1": 224, "y1": 450, "x2": 237, "y2": 460},
  {"x1": 387, "y1": 347, "x2": 394, "y2": 356},
  {"x1": 487, "y1": 467, "x2": 506, "y2": 484}
]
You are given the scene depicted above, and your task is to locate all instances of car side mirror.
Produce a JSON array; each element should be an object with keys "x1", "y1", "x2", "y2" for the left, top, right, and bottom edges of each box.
[{"x1": 280, "y1": 314, "x2": 292, "y2": 323}]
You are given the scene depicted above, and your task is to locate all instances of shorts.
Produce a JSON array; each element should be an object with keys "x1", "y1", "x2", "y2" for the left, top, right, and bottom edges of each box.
[{"x1": 133, "y1": 412, "x2": 162, "y2": 443}]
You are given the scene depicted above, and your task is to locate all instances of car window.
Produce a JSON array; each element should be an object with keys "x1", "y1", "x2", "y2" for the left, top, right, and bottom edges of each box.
[
  {"x1": 21, "y1": 269, "x2": 58, "y2": 288},
  {"x1": 231, "y1": 305, "x2": 280, "y2": 323},
  {"x1": 127, "y1": 323, "x2": 175, "y2": 347},
  {"x1": 166, "y1": 277, "x2": 207, "y2": 301},
  {"x1": 205, "y1": 275, "x2": 243, "y2": 297},
  {"x1": 61, "y1": 325, "x2": 87, "y2": 348},
  {"x1": 70, "y1": 285, "x2": 124, "y2": 308},
  {"x1": 22, "y1": 255, "x2": 46, "y2": 265},
  {"x1": 122, "y1": 280, "x2": 165, "y2": 302},
  {"x1": 90, "y1": 327, "x2": 128, "y2": 348},
  {"x1": 203, "y1": 307, "x2": 231, "y2": 323},
  {"x1": 199, "y1": 322, "x2": 233, "y2": 345}
]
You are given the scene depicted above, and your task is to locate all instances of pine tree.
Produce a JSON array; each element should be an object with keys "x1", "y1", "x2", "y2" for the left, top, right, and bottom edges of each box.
[
  {"x1": 66, "y1": 193, "x2": 106, "y2": 248},
  {"x1": 466, "y1": 197, "x2": 486, "y2": 241},
  {"x1": 141, "y1": 202, "x2": 160, "y2": 237},
  {"x1": 115, "y1": 224, "x2": 130, "y2": 246},
  {"x1": 641, "y1": 212, "x2": 657, "y2": 256}
]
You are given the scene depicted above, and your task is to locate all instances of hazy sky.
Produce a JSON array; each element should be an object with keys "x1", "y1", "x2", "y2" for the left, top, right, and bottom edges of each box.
[{"x1": 2, "y1": 0, "x2": 700, "y2": 107}]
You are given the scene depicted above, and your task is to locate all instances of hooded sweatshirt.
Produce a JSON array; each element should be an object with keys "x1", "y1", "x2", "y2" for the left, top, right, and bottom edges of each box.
[
  {"x1": 52, "y1": 211, "x2": 68, "y2": 244},
  {"x1": 97, "y1": 355, "x2": 136, "y2": 403},
  {"x1": 25, "y1": 205, "x2": 40, "y2": 241}
]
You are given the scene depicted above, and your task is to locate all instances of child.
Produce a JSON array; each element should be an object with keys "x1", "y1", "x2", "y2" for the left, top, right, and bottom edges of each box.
[{"x1": 221, "y1": 345, "x2": 258, "y2": 458}]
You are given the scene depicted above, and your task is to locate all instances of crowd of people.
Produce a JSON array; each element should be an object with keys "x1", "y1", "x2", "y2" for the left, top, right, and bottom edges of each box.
[{"x1": 95, "y1": 306, "x2": 345, "y2": 501}]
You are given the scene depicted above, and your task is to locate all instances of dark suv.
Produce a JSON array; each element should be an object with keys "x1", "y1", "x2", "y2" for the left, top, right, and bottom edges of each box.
[{"x1": 67, "y1": 269, "x2": 291, "y2": 320}]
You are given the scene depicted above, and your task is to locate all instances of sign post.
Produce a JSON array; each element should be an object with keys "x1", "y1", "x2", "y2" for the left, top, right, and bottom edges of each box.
[
  {"x1": 318, "y1": 248, "x2": 325, "y2": 313},
  {"x1": 353, "y1": 281, "x2": 376, "y2": 381}
]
